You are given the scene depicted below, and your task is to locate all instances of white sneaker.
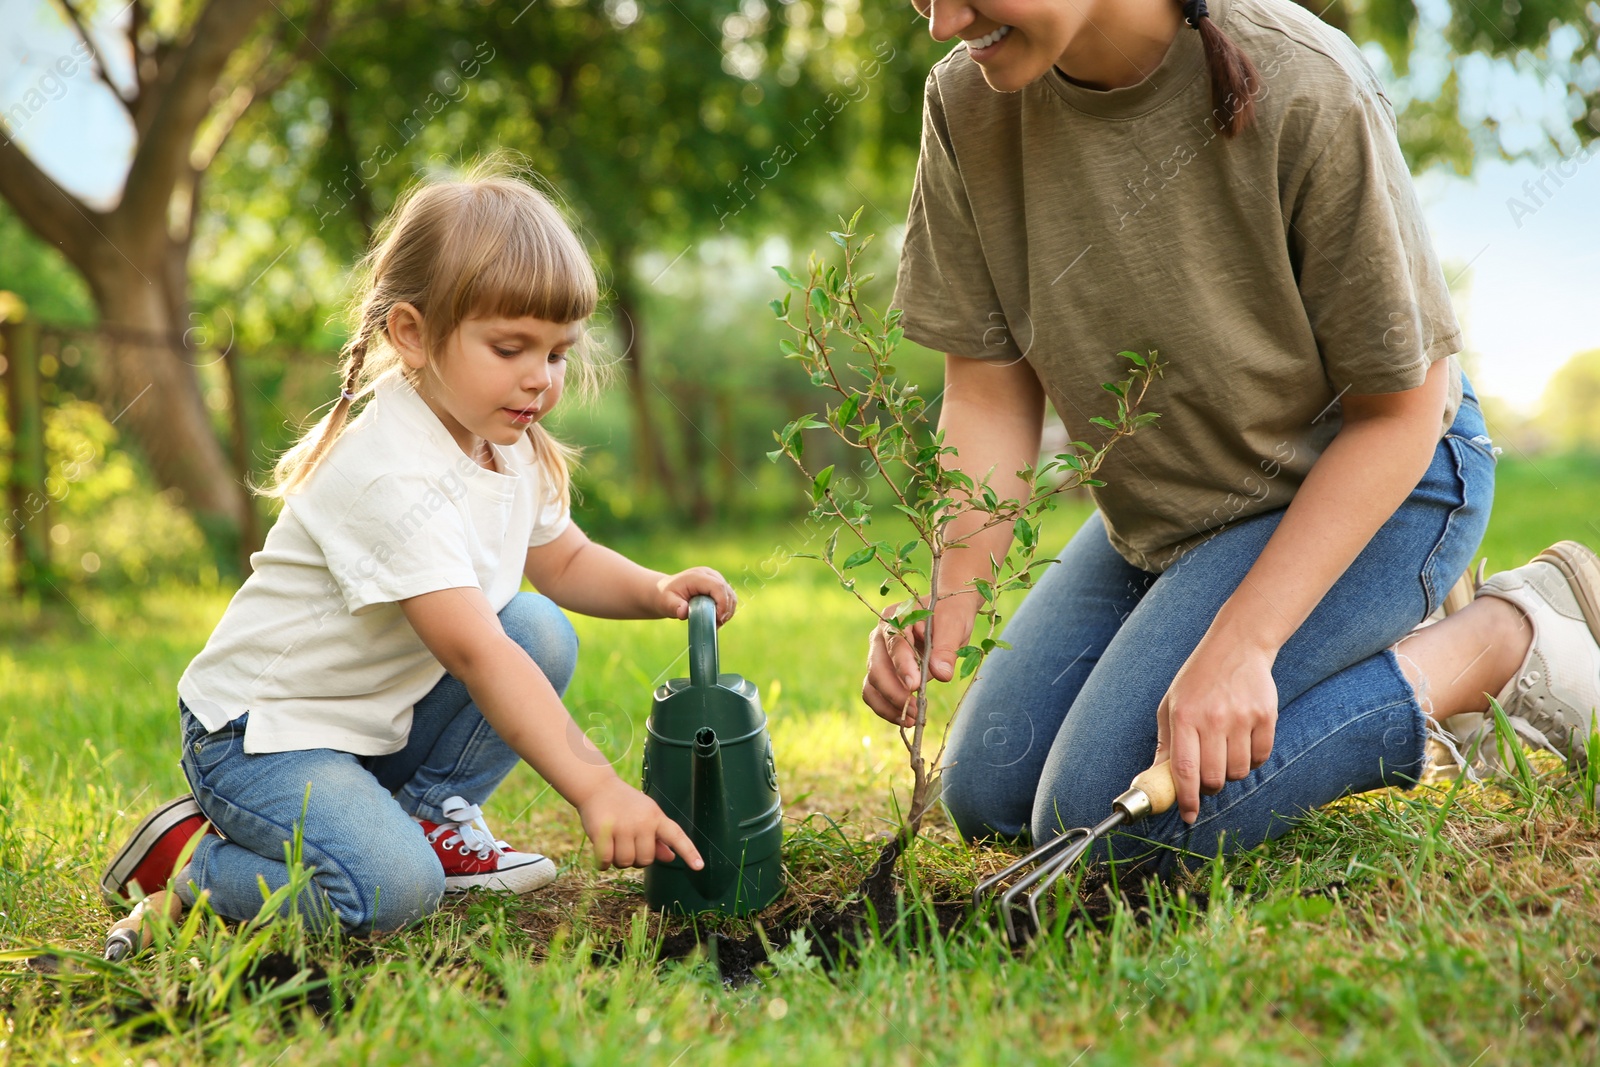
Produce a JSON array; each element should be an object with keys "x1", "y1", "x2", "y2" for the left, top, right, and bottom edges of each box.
[{"x1": 1463, "y1": 541, "x2": 1600, "y2": 769}]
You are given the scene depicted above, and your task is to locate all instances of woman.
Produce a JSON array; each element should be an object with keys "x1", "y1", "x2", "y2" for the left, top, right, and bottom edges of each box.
[{"x1": 863, "y1": 0, "x2": 1600, "y2": 872}]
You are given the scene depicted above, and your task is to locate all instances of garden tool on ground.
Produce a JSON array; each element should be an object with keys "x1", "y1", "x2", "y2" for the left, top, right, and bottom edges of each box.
[
  {"x1": 973, "y1": 761, "x2": 1177, "y2": 943},
  {"x1": 642, "y1": 595, "x2": 784, "y2": 916},
  {"x1": 103, "y1": 890, "x2": 183, "y2": 961}
]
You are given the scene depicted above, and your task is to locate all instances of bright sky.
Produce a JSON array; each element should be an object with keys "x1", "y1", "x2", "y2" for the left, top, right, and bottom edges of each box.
[{"x1": 2, "y1": 0, "x2": 1596, "y2": 413}]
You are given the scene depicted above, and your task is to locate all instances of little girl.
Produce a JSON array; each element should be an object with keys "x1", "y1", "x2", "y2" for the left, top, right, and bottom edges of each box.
[{"x1": 100, "y1": 168, "x2": 732, "y2": 934}]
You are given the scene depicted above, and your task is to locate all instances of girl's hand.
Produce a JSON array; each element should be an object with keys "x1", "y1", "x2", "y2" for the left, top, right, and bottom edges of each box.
[
  {"x1": 1154, "y1": 632, "x2": 1279, "y2": 825},
  {"x1": 577, "y1": 777, "x2": 704, "y2": 870},
  {"x1": 863, "y1": 590, "x2": 981, "y2": 727},
  {"x1": 656, "y1": 567, "x2": 738, "y2": 624}
]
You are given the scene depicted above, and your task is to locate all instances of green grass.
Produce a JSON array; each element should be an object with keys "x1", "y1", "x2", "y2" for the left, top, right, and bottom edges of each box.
[{"x1": 3, "y1": 456, "x2": 1599, "y2": 1065}]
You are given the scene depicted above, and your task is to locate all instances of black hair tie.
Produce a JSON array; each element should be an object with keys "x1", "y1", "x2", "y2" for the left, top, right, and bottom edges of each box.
[{"x1": 1183, "y1": 0, "x2": 1208, "y2": 27}]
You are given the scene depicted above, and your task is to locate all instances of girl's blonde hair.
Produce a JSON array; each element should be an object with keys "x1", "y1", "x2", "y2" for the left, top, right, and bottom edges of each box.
[{"x1": 261, "y1": 161, "x2": 608, "y2": 505}]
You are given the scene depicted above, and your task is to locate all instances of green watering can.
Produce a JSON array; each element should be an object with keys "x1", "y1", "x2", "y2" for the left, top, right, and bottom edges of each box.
[{"x1": 642, "y1": 595, "x2": 784, "y2": 915}]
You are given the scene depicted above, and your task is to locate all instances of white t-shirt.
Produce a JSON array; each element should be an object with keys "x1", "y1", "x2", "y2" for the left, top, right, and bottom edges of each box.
[{"x1": 177, "y1": 371, "x2": 571, "y2": 755}]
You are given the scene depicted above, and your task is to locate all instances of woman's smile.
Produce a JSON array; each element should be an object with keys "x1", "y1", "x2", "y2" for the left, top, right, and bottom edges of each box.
[{"x1": 965, "y1": 22, "x2": 1013, "y2": 60}]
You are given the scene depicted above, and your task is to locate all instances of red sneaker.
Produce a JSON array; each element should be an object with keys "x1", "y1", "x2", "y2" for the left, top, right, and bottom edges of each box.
[
  {"x1": 416, "y1": 796, "x2": 557, "y2": 894},
  {"x1": 100, "y1": 796, "x2": 214, "y2": 905}
]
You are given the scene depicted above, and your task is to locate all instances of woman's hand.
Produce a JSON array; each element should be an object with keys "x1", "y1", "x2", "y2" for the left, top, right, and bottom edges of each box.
[
  {"x1": 655, "y1": 567, "x2": 738, "y2": 624},
  {"x1": 576, "y1": 776, "x2": 705, "y2": 870},
  {"x1": 1154, "y1": 631, "x2": 1279, "y2": 824},
  {"x1": 862, "y1": 590, "x2": 982, "y2": 727}
]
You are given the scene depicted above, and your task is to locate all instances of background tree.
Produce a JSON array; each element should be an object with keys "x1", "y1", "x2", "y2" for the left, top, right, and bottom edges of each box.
[
  {"x1": 0, "y1": 0, "x2": 343, "y2": 570},
  {"x1": 1540, "y1": 348, "x2": 1600, "y2": 453},
  {"x1": 5, "y1": 0, "x2": 1597, "y2": 565}
]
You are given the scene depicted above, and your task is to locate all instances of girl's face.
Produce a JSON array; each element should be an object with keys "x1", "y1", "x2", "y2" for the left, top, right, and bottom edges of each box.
[
  {"x1": 392, "y1": 306, "x2": 578, "y2": 460},
  {"x1": 913, "y1": 0, "x2": 1101, "y2": 92}
]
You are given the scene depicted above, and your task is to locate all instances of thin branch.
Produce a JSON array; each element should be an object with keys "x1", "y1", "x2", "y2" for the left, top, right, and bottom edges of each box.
[
  {"x1": 0, "y1": 134, "x2": 102, "y2": 270},
  {"x1": 52, "y1": 0, "x2": 135, "y2": 113},
  {"x1": 190, "y1": 0, "x2": 334, "y2": 176},
  {"x1": 118, "y1": 0, "x2": 276, "y2": 242}
]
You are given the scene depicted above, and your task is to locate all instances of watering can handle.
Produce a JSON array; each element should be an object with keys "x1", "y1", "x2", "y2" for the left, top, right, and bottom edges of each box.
[{"x1": 688, "y1": 595, "x2": 719, "y2": 688}]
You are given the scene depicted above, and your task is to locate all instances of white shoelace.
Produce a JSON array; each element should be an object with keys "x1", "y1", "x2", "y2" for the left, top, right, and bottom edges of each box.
[{"x1": 422, "y1": 796, "x2": 508, "y2": 861}]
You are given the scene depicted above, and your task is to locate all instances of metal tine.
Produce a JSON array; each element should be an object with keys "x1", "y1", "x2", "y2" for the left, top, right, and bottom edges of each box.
[
  {"x1": 971, "y1": 825, "x2": 1091, "y2": 912},
  {"x1": 1022, "y1": 832, "x2": 1100, "y2": 936},
  {"x1": 973, "y1": 762, "x2": 1178, "y2": 944}
]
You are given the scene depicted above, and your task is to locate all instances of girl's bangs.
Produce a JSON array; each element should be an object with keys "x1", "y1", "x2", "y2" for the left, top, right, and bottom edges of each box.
[{"x1": 436, "y1": 191, "x2": 598, "y2": 332}]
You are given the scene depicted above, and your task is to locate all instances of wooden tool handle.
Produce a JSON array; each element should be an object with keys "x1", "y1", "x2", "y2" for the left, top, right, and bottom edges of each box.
[
  {"x1": 1129, "y1": 761, "x2": 1177, "y2": 816},
  {"x1": 104, "y1": 891, "x2": 184, "y2": 958}
]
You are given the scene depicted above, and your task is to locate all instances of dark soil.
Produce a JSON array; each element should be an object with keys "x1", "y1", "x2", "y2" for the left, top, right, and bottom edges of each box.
[
  {"x1": 596, "y1": 834, "x2": 965, "y2": 985},
  {"x1": 594, "y1": 835, "x2": 1204, "y2": 986}
]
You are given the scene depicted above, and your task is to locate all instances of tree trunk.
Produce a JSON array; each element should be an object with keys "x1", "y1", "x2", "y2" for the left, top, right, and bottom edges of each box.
[
  {"x1": 609, "y1": 260, "x2": 681, "y2": 505},
  {"x1": 673, "y1": 383, "x2": 713, "y2": 526},
  {"x1": 3, "y1": 318, "x2": 56, "y2": 596},
  {"x1": 221, "y1": 344, "x2": 263, "y2": 576},
  {"x1": 715, "y1": 388, "x2": 738, "y2": 517},
  {"x1": 86, "y1": 253, "x2": 245, "y2": 569}
]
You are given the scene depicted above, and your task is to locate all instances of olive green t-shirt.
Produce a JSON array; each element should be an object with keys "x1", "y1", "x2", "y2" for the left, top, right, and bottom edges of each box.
[{"x1": 892, "y1": 0, "x2": 1463, "y2": 572}]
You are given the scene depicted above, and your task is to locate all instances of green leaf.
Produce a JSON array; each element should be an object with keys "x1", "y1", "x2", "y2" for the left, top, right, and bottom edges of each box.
[
  {"x1": 779, "y1": 338, "x2": 800, "y2": 357},
  {"x1": 842, "y1": 546, "x2": 877, "y2": 570},
  {"x1": 1134, "y1": 412, "x2": 1161, "y2": 427},
  {"x1": 898, "y1": 539, "x2": 919, "y2": 560},
  {"x1": 773, "y1": 265, "x2": 802, "y2": 290},
  {"x1": 828, "y1": 230, "x2": 849, "y2": 247},
  {"x1": 766, "y1": 448, "x2": 784, "y2": 463},
  {"x1": 810, "y1": 288, "x2": 830, "y2": 318},
  {"x1": 954, "y1": 645, "x2": 984, "y2": 679},
  {"x1": 895, "y1": 608, "x2": 934, "y2": 629},
  {"x1": 1101, "y1": 380, "x2": 1125, "y2": 398},
  {"x1": 812, "y1": 465, "x2": 835, "y2": 501},
  {"x1": 838, "y1": 394, "x2": 861, "y2": 424},
  {"x1": 893, "y1": 504, "x2": 925, "y2": 522},
  {"x1": 1089, "y1": 416, "x2": 1118, "y2": 430},
  {"x1": 825, "y1": 530, "x2": 839, "y2": 565},
  {"x1": 1083, "y1": 478, "x2": 1107, "y2": 487},
  {"x1": 1119, "y1": 349, "x2": 1147, "y2": 367},
  {"x1": 769, "y1": 298, "x2": 786, "y2": 317}
]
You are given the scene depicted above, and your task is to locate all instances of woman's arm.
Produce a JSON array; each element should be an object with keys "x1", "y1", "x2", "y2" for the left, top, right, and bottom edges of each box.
[
  {"x1": 862, "y1": 352, "x2": 1047, "y2": 725},
  {"x1": 1158, "y1": 357, "x2": 1451, "y2": 821},
  {"x1": 524, "y1": 522, "x2": 736, "y2": 623}
]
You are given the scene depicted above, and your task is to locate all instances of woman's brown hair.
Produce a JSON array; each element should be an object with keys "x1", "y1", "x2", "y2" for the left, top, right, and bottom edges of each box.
[
  {"x1": 1180, "y1": 0, "x2": 1261, "y2": 138},
  {"x1": 260, "y1": 159, "x2": 609, "y2": 505}
]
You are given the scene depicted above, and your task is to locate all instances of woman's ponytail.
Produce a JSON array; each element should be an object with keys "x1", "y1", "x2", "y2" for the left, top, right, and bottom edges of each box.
[{"x1": 1181, "y1": 0, "x2": 1260, "y2": 138}]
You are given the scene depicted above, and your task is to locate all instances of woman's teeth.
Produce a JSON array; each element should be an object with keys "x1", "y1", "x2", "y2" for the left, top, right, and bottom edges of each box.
[{"x1": 968, "y1": 25, "x2": 1011, "y2": 50}]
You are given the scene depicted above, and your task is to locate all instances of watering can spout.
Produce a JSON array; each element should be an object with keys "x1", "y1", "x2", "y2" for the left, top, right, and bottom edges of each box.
[{"x1": 689, "y1": 727, "x2": 729, "y2": 896}]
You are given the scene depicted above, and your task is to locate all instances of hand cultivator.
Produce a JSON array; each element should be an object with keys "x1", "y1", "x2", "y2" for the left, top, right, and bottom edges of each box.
[
  {"x1": 103, "y1": 890, "x2": 183, "y2": 961},
  {"x1": 973, "y1": 761, "x2": 1177, "y2": 943}
]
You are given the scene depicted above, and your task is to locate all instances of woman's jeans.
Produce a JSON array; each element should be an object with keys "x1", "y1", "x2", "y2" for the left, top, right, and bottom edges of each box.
[
  {"x1": 176, "y1": 592, "x2": 578, "y2": 934},
  {"x1": 941, "y1": 390, "x2": 1497, "y2": 875}
]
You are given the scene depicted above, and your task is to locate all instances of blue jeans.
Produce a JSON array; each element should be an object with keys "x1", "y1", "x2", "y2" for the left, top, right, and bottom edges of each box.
[
  {"x1": 177, "y1": 592, "x2": 578, "y2": 934},
  {"x1": 941, "y1": 391, "x2": 1496, "y2": 874}
]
